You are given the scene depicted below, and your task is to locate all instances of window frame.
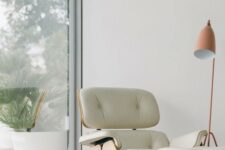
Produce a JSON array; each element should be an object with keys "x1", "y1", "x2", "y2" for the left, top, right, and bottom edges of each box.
[{"x1": 69, "y1": 0, "x2": 82, "y2": 150}]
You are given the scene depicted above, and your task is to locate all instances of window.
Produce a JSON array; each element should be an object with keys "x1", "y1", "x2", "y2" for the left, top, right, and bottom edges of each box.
[{"x1": 0, "y1": 0, "x2": 70, "y2": 149}]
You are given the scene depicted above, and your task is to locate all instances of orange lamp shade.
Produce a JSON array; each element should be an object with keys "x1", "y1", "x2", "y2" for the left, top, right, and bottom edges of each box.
[{"x1": 194, "y1": 20, "x2": 216, "y2": 59}]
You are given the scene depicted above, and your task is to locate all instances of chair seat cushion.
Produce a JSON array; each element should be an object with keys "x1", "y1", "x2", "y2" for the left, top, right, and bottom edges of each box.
[{"x1": 80, "y1": 130, "x2": 169, "y2": 150}]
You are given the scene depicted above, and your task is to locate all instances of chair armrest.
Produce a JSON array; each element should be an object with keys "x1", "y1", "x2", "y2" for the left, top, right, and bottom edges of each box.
[
  {"x1": 170, "y1": 130, "x2": 207, "y2": 148},
  {"x1": 79, "y1": 130, "x2": 121, "y2": 148}
]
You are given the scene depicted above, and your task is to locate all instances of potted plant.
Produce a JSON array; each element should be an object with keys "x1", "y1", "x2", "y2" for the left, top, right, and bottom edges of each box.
[
  {"x1": 0, "y1": 87, "x2": 67, "y2": 150},
  {"x1": 0, "y1": 87, "x2": 46, "y2": 149}
]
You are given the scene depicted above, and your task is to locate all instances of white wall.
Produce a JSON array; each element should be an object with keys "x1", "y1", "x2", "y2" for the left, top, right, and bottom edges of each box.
[{"x1": 83, "y1": 0, "x2": 225, "y2": 146}]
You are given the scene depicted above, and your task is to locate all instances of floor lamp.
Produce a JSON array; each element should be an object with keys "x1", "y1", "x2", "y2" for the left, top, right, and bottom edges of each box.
[{"x1": 194, "y1": 20, "x2": 218, "y2": 146}]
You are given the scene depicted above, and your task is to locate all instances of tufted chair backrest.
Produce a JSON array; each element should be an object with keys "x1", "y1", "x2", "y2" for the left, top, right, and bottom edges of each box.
[{"x1": 78, "y1": 87, "x2": 160, "y2": 129}]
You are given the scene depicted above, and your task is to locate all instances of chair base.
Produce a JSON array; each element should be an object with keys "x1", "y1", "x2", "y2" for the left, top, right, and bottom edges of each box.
[{"x1": 89, "y1": 140, "x2": 118, "y2": 150}]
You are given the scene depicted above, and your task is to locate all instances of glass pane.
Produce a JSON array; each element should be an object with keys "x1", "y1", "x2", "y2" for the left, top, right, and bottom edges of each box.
[{"x1": 0, "y1": 0, "x2": 69, "y2": 149}]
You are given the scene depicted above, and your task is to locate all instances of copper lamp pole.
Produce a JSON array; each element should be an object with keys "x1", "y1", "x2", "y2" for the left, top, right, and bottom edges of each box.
[
  {"x1": 194, "y1": 20, "x2": 218, "y2": 146},
  {"x1": 203, "y1": 58, "x2": 218, "y2": 146}
]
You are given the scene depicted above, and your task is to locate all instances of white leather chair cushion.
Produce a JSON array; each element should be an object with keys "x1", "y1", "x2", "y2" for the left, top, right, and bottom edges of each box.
[
  {"x1": 79, "y1": 87, "x2": 160, "y2": 129},
  {"x1": 135, "y1": 147, "x2": 225, "y2": 150},
  {"x1": 128, "y1": 147, "x2": 225, "y2": 150},
  {"x1": 80, "y1": 130, "x2": 169, "y2": 150},
  {"x1": 169, "y1": 130, "x2": 207, "y2": 148},
  {"x1": 193, "y1": 147, "x2": 225, "y2": 150}
]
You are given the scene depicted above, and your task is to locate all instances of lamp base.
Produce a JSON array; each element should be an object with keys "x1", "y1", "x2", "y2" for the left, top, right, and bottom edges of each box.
[{"x1": 202, "y1": 132, "x2": 218, "y2": 147}]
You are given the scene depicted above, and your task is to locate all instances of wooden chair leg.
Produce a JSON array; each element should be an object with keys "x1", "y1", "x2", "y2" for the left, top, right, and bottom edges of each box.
[
  {"x1": 89, "y1": 144, "x2": 102, "y2": 150},
  {"x1": 102, "y1": 140, "x2": 118, "y2": 150}
]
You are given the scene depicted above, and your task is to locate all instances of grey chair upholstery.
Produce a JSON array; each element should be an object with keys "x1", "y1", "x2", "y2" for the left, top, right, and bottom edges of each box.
[{"x1": 78, "y1": 87, "x2": 207, "y2": 150}]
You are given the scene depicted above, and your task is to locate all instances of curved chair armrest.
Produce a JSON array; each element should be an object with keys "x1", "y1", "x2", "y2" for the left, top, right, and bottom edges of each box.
[
  {"x1": 170, "y1": 130, "x2": 207, "y2": 148},
  {"x1": 79, "y1": 130, "x2": 121, "y2": 148}
]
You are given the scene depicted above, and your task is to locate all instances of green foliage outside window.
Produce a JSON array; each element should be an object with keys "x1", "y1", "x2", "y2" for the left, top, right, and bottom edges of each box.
[
  {"x1": 0, "y1": 0, "x2": 68, "y2": 130},
  {"x1": 0, "y1": 87, "x2": 46, "y2": 131}
]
